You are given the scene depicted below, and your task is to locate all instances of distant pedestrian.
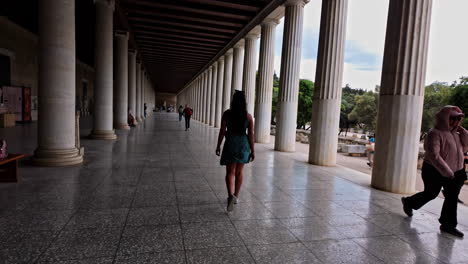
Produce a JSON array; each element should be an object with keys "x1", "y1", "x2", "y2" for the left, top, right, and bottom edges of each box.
[
  {"x1": 366, "y1": 136, "x2": 375, "y2": 167},
  {"x1": 128, "y1": 109, "x2": 136, "y2": 127},
  {"x1": 183, "y1": 104, "x2": 193, "y2": 131},
  {"x1": 178, "y1": 105, "x2": 184, "y2": 122},
  {"x1": 144, "y1": 103, "x2": 148, "y2": 118},
  {"x1": 402, "y1": 105, "x2": 468, "y2": 237},
  {"x1": 216, "y1": 91, "x2": 255, "y2": 212}
]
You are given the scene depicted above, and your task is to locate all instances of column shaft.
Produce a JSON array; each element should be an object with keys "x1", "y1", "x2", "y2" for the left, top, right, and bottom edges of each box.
[
  {"x1": 309, "y1": 0, "x2": 348, "y2": 165},
  {"x1": 215, "y1": 57, "x2": 225, "y2": 127},
  {"x1": 205, "y1": 67, "x2": 213, "y2": 124},
  {"x1": 222, "y1": 50, "x2": 233, "y2": 112},
  {"x1": 135, "y1": 62, "x2": 141, "y2": 122},
  {"x1": 274, "y1": 0, "x2": 307, "y2": 152},
  {"x1": 210, "y1": 64, "x2": 218, "y2": 126},
  {"x1": 255, "y1": 20, "x2": 278, "y2": 143},
  {"x1": 201, "y1": 72, "x2": 207, "y2": 123},
  {"x1": 242, "y1": 35, "x2": 258, "y2": 115},
  {"x1": 372, "y1": 0, "x2": 433, "y2": 193},
  {"x1": 231, "y1": 44, "x2": 244, "y2": 94},
  {"x1": 128, "y1": 50, "x2": 137, "y2": 124},
  {"x1": 90, "y1": 0, "x2": 116, "y2": 140},
  {"x1": 113, "y1": 31, "x2": 129, "y2": 130},
  {"x1": 34, "y1": 0, "x2": 83, "y2": 166}
]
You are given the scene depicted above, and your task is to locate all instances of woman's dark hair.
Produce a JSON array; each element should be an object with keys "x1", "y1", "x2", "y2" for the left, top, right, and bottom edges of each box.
[{"x1": 229, "y1": 90, "x2": 248, "y2": 133}]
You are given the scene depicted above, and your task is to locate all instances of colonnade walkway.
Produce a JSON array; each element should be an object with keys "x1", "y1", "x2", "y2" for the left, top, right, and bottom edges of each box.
[{"x1": 2, "y1": 113, "x2": 468, "y2": 263}]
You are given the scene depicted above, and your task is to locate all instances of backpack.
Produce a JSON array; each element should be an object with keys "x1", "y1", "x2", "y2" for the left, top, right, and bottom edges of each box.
[
  {"x1": 0, "y1": 139, "x2": 7, "y2": 159},
  {"x1": 186, "y1": 108, "x2": 193, "y2": 116}
]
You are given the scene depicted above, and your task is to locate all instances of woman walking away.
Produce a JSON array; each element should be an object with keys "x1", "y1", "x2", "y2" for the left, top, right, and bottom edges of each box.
[
  {"x1": 178, "y1": 105, "x2": 184, "y2": 122},
  {"x1": 402, "y1": 105, "x2": 468, "y2": 237},
  {"x1": 216, "y1": 91, "x2": 255, "y2": 212}
]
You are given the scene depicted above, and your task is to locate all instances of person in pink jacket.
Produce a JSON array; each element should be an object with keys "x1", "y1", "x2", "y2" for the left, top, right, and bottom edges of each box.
[{"x1": 402, "y1": 105, "x2": 468, "y2": 237}]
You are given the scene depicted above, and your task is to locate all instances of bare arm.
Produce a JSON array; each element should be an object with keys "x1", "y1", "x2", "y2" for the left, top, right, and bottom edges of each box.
[
  {"x1": 247, "y1": 114, "x2": 255, "y2": 161},
  {"x1": 216, "y1": 112, "x2": 227, "y2": 155}
]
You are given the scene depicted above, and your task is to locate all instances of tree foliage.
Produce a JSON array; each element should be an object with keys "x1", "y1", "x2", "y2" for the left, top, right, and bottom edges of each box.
[
  {"x1": 271, "y1": 73, "x2": 279, "y2": 125},
  {"x1": 297, "y1": 79, "x2": 314, "y2": 129},
  {"x1": 340, "y1": 85, "x2": 365, "y2": 134},
  {"x1": 348, "y1": 91, "x2": 378, "y2": 132},
  {"x1": 421, "y1": 82, "x2": 452, "y2": 132},
  {"x1": 448, "y1": 76, "x2": 468, "y2": 128}
]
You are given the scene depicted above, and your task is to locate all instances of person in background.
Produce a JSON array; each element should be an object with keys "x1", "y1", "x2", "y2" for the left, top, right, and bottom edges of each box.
[
  {"x1": 182, "y1": 104, "x2": 193, "y2": 131},
  {"x1": 216, "y1": 91, "x2": 255, "y2": 212},
  {"x1": 178, "y1": 105, "x2": 184, "y2": 122},
  {"x1": 402, "y1": 105, "x2": 468, "y2": 237},
  {"x1": 127, "y1": 108, "x2": 136, "y2": 127},
  {"x1": 366, "y1": 136, "x2": 375, "y2": 168},
  {"x1": 144, "y1": 103, "x2": 148, "y2": 118}
]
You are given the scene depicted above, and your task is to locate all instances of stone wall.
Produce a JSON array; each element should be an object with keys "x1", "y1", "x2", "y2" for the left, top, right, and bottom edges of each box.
[
  {"x1": 0, "y1": 17, "x2": 95, "y2": 120},
  {"x1": 155, "y1": 92, "x2": 176, "y2": 111}
]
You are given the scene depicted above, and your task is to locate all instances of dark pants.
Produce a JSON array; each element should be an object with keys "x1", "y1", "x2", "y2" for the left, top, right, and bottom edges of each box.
[
  {"x1": 406, "y1": 162, "x2": 467, "y2": 228},
  {"x1": 185, "y1": 116, "x2": 191, "y2": 129},
  {"x1": 179, "y1": 113, "x2": 183, "y2": 121}
]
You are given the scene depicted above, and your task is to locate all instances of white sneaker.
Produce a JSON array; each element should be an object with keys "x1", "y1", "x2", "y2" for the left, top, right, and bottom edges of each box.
[
  {"x1": 233, "y1": 195, "x2": 239, "y2": 204},
  {"x1": 227, "y1": 195, "x2": 234, "y2": 212}
]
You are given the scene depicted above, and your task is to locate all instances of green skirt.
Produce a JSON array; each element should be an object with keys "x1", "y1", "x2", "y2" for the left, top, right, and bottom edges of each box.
[{"x1": 220, "y1": 134, "x2": 251, "y2": 165}]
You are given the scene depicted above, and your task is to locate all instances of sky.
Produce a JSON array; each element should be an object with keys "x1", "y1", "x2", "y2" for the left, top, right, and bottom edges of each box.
[{"x1": 268, "y1": 0, "x2": 468, "y2": 91}]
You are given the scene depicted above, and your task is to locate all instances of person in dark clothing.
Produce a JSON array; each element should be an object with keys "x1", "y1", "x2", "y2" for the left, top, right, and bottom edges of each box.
[
  {"x1": 402, "y1": 106, "x2": 468, "y2": 237},
  {"x1": 182, "y1": 104, "x2": 193, "y2": 131},
  {"x1": 144, "y1": 103, "x2": 148, "y2": 118}
]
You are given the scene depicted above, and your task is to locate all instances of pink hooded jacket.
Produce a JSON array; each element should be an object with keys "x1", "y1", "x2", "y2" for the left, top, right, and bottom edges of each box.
[{"x1": 424, "y1": 105, "x2": 468, "y2": 178}]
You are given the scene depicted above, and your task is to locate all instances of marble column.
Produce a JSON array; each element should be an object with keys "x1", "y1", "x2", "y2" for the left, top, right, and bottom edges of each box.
[
  {"x1": 309, "y1": 0, "x2": 348, "y2": 166},
  {"x1": 210, "y1": 63, "x2": 218, "y2": 126},
  {"x1": 113, "y1": 31, "x2": 130, "y2": 130},
  {"x1": 34, "y1": 0, "x2": 83, "y2": 166},
  {"x1": 215, "y1": 57, "x2": 225, "y2": 127},
  {"x1": 274, "y1": 0, "x2": 308, "y2": 152},
  {"x1": 205, "y1": 66, "x2": 213, "y2": 124},
  {"x1": 90, "y1": 0, "x2": 116, "y2": 140},
  {"x1": 222, "y1": 49, "x2": 233, "y2": 112},
  {"x1": 231, "y1": 42, "x2": 244, "y2": 94},
  {"x1": 201, "y1": 72, "x2": 207, "y2": 123},
  {"x1": 140, "y1": 68, "x2": 144, "y2": 120},
  {"x1": 128, "y1": 50, "x2": 137, "y2": 125},
  {"x1": 255, "y1": 19, "x2": 278, "y2": 143},
  {"x1": 195, "y1": 77, "x2": 200, "y2": 120},
  {"x1": 372, "y1": 0, "x2": 433, "y2": 194},
  {"x1": 135, "y1": 61, "x2": 141, "y2": 122},
  {"x1": 242, "y1": 34, "x2": 259, "y2": 115}
]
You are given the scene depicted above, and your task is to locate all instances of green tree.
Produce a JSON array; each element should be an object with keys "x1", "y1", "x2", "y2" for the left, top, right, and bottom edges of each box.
[
  {"x1": 448, "y1": 77, "x2": 468, "y2": 128},
  {"x1": 421, "y1": 82, "x2": 452, "y2": 132},
  {"x1": 271, "y1": 73, "x2": 279, "y2": 125},
  {"x1": 339, "y1": 85, "x2": 365, "y2": 135},
  {"x1": 348, "y1": 91, "x2": 378, "y2": 132},
  {"x1": 297, "y1": 79, "x2": 314, "y2": 129}
]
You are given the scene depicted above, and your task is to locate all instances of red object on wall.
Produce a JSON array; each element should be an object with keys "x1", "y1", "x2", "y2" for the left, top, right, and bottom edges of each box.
[{"x1": 22, "y1": 87, "x2": 31, "y2": 122}]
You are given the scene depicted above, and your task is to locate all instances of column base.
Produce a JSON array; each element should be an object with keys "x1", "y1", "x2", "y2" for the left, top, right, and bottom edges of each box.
[
  {"x1": 114, "y1": 123, "x2": 130, "y2": 130},
  {"x1": 136, "y1": 117, "x2": 142, "y2": 122},
  {"x1": 33, "y1": 147, "x2": 83, "y2": 167},
  {"x1": 89, "y1": 129, "x2": 117, "y2": 140}
]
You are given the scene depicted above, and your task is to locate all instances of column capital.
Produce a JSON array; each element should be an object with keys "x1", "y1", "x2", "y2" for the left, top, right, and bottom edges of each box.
[
  {"x1": 234, "y1": 39, "x2": 245, "y2": 49},
  {"x1": 284, "y1": 0, "x2": 309, "y2": 7},
  {"x1": 225, "y1": 48, "x2": 234, "y2": 55},
  {"x1": 262, "y1": 18, "x2": 280, "y2": 26},
  {"x1": 94, "y1": 0, "x2": 115, "y2": 10},
  {"x1": 245, "y1": 33, "x2": 260, "y2": 40},
  {"x1": 128, "y1": 49, "x2": 137, "y2": 55},
  {"x1": 114, "y1": 30, "x2": 129, "y2": 39},
  {"x1": 217, "y1": 55, "x2": 225, "y2": 62}
]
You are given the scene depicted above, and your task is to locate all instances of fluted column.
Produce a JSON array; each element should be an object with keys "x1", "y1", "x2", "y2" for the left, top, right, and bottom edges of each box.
[
  {"x1": 33, "y1": 0, "x2": 83, "y2": 166},
  {"x1": 113, "y1": 31, "x2": 129, "y2": 130},
  {"x1": 309, "y1": 0, "x2": 348, "y2": 165},
  {"x1": 90, "y1": 0, "x2": 116, "y2": 140},
  {"x1": 215, "y1": 57, "x2": 225, "y2": 127},
  {"x1": 195, "y1": 77, "x2": 200, "y2": 120},
  {"x1": 372, "y1": 0, "x2": 433, "y2": 194},
  {"x1": 201, "y1": 72, "x2": 208, "y2": 123},
  {"x1": 140, "y1": 68, "x2": 144, "y2": 120},
  {"x1": 205, "y1": 66, "x2": 213, "y2": 124},
  {"x1": 222, "y1": 49, "x2": 233, "y2": 112},
  {"x1": 274, "y1": 0, "x2": 308, "y2": 152},
  {"x1": 128, "y1": 50, "x2": 137, "y2": 125},
  {"x1": 242, "y1": 34, "x2": 259, "y2": 115},
  {"x1": 231, "y1": 42, "x2": 244, "y2": 94},
  {"x1": 135, "y1": 61, "x2": 141, "y2": 122},
  {"x1": 210, "y1": 63, "x2": 218, "y2": 126},
  {"x1": 255, "y1": 19, "x2": 278, "y2": 143}
]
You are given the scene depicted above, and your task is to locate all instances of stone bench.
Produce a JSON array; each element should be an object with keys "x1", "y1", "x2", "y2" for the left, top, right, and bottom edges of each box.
[
  {"x1": 342, "y1": 145, "x2": 367, "y2": 156},
  {"x1": 0, "y1": 154, "x2": 25, "y2": 182}
]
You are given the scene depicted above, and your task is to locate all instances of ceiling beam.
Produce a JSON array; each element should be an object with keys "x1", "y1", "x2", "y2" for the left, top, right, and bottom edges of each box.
[
  {"x1": 136, "y1": 39, "x2": 218, "y2": 52},
  {"x1": 127, "y1": 10, "x2": 244, "y2": 28},
  {"x1": 135, "y1": 35, "x2": 223, "y2": 48},
  {"x1": 128, "y1": 17, "x2": 236, "y2": 34},
  {"x1": 132, "y1": 24, "x2": 231, "y2": 39},
  {"x1": 132, "y1": 30, "x2": 226, "y2": 44},
  {"x1": 127, "y1": 1, "x2": 251, "y2": 20},
  {"x1": 139, "y1": 44, "x2": 216, "y2": 55},
  {"x1": 140, "y1": 48, "x2": 213, "y2": 58},
  {"x1": 182, "y1": 0, "x2": 261, "y2": 12}
]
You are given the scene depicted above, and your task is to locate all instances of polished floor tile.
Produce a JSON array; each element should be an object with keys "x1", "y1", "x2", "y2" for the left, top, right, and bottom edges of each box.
[{"x1": 1, "y1": 113, "x2": 467, "y2": 263}]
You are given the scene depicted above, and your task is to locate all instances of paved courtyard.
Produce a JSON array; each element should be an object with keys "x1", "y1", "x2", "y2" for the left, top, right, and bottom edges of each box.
[{"x1": 2, "y1": 113, "x2": 468, "y2": 263}]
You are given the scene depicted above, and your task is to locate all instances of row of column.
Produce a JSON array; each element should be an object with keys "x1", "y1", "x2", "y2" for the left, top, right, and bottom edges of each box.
[
  {"x1": 178, "y1": 0, "x2": 433, "y2": 194},
  {"x1": 34, "y1": 0, "x2": 155, "y2": 166}
]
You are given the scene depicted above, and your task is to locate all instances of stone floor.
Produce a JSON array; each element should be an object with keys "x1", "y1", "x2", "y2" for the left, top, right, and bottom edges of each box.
[{"x1": 2, "y1": 113, "x2": 468, "y2": 263}]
